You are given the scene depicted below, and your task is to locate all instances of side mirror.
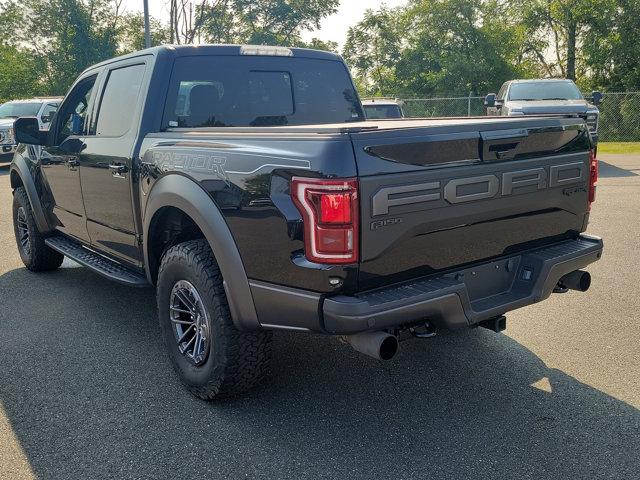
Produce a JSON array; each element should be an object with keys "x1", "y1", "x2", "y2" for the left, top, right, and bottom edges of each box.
[
  {"x1": 41, "y1": 114, "x2": 52, "y2": 124},
  {"x1": 591, "y1": 91, "x2": 603, "y2": 106},
  {"x1": 14, "y1": 117, "x2": 47, "y2": 146},
  {"x1": 484, "y1": 93, "x2": 497, "y2": 108}
]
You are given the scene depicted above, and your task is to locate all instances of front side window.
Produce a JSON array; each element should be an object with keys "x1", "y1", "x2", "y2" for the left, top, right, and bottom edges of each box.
[
  {"x1": 508, "y1": 81, "x2": 583, "y2": 101},
  {"x1": 0, "y1": 102, "x2": 41, "y2": 119},
  {"x1": 163, "y1": 55, "x2": 364, "y2": 128},
  {"x1": 55, "y1": 75, "x2": 97, "y2": 144},
  {"x1": 95, "y1": 63, "x2": 146, "y2": 137}
]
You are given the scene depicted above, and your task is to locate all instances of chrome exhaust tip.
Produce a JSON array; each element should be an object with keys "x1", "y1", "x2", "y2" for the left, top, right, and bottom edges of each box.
[
  {"x1": 558, "y1": 270, "x2": 591, "y2": 292},
  {"x1": 344, "y1": 331, "x2": 399, "y2": 361}
]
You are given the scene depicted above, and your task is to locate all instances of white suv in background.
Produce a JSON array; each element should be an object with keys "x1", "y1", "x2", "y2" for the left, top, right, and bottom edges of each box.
[
  {"x1": 0, "y1": 97, "x2": 61, "y2": 165},
  {"x1": 484, "y1": 80, "x2": 601, "y2": 146}
]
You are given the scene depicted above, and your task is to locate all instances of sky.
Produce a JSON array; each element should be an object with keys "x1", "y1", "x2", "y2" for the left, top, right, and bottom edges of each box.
[{"x1": 121, "y1": 0, "x2": 409, "y2": 49}]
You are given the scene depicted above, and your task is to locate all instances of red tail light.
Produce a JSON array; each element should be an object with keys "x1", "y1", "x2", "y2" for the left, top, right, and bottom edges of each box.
[
  {"x1": 588, "y1": 149, "x2": 598, "y2": 210},
  {"x1": 291, "y1": 177, "x2": 359, "y2": 264}
]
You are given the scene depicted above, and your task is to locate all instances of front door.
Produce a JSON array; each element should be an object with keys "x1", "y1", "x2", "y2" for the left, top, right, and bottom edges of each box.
[
  {"x1": 79, "y1": 61, "x2": 148, "y2": 265},
  {"x1": 41, "y1": 74, "x2": 98, "y2": 242}
]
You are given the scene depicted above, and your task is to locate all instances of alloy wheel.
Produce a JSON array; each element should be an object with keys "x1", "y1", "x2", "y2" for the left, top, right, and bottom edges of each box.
[
  {"x1": 169, "y1": 280, "x2": 211, "y2": 366},
  {"x1": 16, "y1": 207, "x2": 31, "y2": 256}
]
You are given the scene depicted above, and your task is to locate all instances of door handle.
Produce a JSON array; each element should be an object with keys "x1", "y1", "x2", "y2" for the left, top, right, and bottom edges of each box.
[
  {"x1": 68, "y1": 157, "x2": 79, "y2": 169},
  {"x1": 109, "y1": 164, "x2": 128, "y2": 177}
]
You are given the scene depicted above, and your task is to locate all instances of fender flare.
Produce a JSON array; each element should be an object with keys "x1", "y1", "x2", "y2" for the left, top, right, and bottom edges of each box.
[
  {"x1": 10, "y1": 155, "x2": 53, "y2": 233},
  {"x1": 143, "y1": 174, "x2": 260, "y2": 331}
]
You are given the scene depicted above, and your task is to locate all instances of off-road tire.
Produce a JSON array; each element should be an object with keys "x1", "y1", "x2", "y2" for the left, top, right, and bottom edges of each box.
[
  {"x1": 157, "y1": 239, "x2": 272, "y2": 399},
  {"x1": 12, "y1": 187, "x2": 64, "y2": 271}
]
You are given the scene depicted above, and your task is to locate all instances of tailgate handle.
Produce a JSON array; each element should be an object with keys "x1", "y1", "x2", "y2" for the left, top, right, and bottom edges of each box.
[{"x1": 481, "y1": 129, "x2": 529, "y2": 161}]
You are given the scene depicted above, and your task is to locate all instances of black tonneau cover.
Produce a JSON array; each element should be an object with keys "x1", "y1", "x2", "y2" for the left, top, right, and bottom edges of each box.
[{"x1": 167, "y1": 114, "x2": 583, "y2": 135}]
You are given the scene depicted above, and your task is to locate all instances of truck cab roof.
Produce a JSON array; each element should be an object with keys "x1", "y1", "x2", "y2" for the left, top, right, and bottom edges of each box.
[{"x1": 83, "y1": 44, "x2": 343, "y2": 73}]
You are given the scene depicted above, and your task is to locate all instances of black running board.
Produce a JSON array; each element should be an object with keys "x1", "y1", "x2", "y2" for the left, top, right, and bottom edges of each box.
[{"x1": 45, "y1": 235, "x2": 149, "y2": 287}]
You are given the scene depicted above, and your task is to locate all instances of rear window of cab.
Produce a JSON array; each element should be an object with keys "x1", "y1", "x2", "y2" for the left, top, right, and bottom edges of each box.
[{"x1": 162, "y1": 55, "x2": 364, "y2": 128}]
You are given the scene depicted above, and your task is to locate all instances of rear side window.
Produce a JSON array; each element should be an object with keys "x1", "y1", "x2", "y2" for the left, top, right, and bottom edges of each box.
[
  {"x1": 95, "y1": 64, "x2": 146, "y2": 136},
  {"x1": 163, "y1": 55, "x2": 364, "y2": 128}
]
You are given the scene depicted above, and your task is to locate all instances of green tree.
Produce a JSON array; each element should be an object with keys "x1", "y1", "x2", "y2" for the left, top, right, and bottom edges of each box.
[
  {"x1": 118, "y1": 12, "x2": 171, "y2": 53},
  {"x1": 169, "y1": 0, "x2": 340, "y2": 47},
  {"x1": 232, "y1": 0, "x2": 339, "y2": 45},
  {"x1": 343, "y1": 0, "x2": 530, "y2": 97},
  {"x1": 398, "y1": 0, "x2": 524, "y2": 95},
  {"x1": 0, "y1": 45, "x2": 43, "y2": 102},
  {"x1": 0, "y1": 0, "x2": 338, "y2": 101},
  {"x1": 298, "y1": 38, "x2": 338, "y2": 52},
  {"x1": 343, "y1": 7, "x2": 403, "y2": 96},
  {"x1": 583, "y1": 0, "x2": 640, "y2": 91},
  {"x1": 0, "y1": 0, "x2": 124, "y2": 95},
  {"x1": 515, "y1": 0, "x2": 617, "y2": 81}
]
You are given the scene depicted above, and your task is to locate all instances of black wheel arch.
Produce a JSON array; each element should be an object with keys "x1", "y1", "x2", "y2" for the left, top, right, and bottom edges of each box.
[
  {"x1": 143, "y1": 174, "x2": 260, "y2": 331},
  {"x1": 10, "y1": 155, "x2": 53, "y2": 234}
]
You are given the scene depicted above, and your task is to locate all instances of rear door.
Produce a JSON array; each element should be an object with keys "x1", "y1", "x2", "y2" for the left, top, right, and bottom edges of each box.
[
  {"x1": 351, "y1": 117, "x2": 592, "y2": 290},
  {"x1": 78, "y1": 59, "x2": 148, "y2": 265}
]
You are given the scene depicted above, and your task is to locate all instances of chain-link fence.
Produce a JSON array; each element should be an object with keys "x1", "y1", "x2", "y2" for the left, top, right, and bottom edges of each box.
[
  {"x1": 595, "y1": 92, "x2": 640, "y2": 141},
  {"x1": 402, "y1": 96, "x2": 486, "y2": 118},
  {"x1": 396, "y1": 92, "x2": 640, "y2": 142}
]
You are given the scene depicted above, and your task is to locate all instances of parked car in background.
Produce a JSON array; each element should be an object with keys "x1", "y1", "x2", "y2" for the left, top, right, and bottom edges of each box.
[
  {"x1": 0, "y1": 98, "x2": 61, "y2": 165},
  {"x1": 362, "y1": 98, "x2": 405, "y2": 119},
  {"x1": 484, "y1": 80, "x2": 601, "y2": 147}
]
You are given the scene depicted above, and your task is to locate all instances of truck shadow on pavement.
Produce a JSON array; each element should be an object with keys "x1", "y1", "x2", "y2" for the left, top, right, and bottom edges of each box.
[
  {"x1": 0, "y1": 264, "x2": 638, "y2": 480},
  {"x1": 598, "y1": 160, "x2": 639, "y2": 177}
]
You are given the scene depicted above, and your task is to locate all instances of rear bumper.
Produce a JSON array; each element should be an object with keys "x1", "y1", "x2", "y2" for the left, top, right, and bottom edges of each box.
[
  {"x1": 252, "y1": 235, "x2": 603, "y2": 334},
  {"x1": 323, "y1": 235, "x2": 603, "y2": 334}
]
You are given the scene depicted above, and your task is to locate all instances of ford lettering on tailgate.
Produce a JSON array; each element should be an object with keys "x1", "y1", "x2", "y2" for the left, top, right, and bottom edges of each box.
[{"x1": 371, "y1": 161, "x2": 585, "y2": 217}]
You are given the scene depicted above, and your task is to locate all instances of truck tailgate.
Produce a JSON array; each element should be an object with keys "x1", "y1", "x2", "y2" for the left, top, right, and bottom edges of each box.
[{"x1": 351, "y1": 117, "x2": 592, "y2": 290}]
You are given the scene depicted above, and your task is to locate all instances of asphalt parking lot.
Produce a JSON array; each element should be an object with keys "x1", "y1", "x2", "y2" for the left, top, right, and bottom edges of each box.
[{"x1": 0, "y1": 155, "x2": 638, "y2": 480}]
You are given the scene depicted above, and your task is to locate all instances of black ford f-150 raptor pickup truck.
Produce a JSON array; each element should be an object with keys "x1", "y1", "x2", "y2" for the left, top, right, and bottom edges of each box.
[{"x1": 10, "y1": 45, "x2": 603, "y2": 399}]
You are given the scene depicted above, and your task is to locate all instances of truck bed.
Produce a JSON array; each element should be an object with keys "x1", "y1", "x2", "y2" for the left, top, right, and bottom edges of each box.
[{"x1": 153, "y1": 114, "x2": 593, "y2": 293}]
